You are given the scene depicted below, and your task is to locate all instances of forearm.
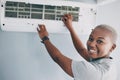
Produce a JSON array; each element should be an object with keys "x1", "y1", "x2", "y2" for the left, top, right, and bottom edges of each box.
[
  {"x1": 69, "y1": 27, "x2": 89, "y2": 61},
  {"x1": 43, "y1": 40, "x2": 73, "y2": 77},
  {"x1": 69, "y1": 27, "x2": 85, "y2": 51},
  {"x1": 62, "y1": 13, "x2": 86, "y2": 55},
  {"x1": 43, "y1": 40, "x2": 63, "y2": 62}
]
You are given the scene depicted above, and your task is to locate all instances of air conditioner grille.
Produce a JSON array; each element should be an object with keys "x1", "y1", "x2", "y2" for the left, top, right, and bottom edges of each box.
[{"x1": 5, "y1": 1, "x2": 80, "y2": 21}]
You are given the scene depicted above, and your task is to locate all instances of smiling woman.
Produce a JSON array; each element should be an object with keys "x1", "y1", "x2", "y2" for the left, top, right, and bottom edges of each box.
[
  {"x1": 87, "y1": 24, "x2": 117, "y2": 60},
  {"x1": 37, "y1": 14, "x2": 118, "y2": 80}
]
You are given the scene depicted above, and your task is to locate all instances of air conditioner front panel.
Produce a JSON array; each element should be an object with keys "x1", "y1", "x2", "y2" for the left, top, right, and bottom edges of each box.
[{"x1": 0, "y1": 0, "x2": 96, "y2": 34}]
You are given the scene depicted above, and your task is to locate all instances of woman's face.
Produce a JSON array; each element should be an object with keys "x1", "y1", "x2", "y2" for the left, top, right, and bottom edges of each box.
[{"x1": 87, "y1": 28, "x2": 116, "y2": 59}]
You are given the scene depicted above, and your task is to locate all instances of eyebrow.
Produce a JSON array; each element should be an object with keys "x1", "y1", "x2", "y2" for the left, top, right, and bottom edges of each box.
[
  {"x1": 98, "y1": 37, "x2": 105, "y2": 40},
  {"x1": 90, "y1": 35, "x2": 105, "y2": 40}
]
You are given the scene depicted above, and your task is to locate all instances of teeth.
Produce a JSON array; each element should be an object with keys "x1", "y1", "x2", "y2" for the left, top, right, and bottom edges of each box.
[{"x1": 89, "y1": 50, "x2": 97, "y2": 54}]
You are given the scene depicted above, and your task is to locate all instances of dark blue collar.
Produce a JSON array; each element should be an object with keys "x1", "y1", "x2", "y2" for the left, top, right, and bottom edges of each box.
[{"x1": 90, "y1": 57, "x2": 112, "y2": 62}]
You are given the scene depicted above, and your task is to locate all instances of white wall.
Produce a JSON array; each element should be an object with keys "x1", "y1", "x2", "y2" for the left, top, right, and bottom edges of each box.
[
  {"x1": 96, "y1": 0, "x2": 120, "y2": 79},
  {"x1": 0, "y1": 30, "x2": 89, "y2": 80},
  {"x1": 96, "y1": 0, "x2": 120, "y2": 35}
]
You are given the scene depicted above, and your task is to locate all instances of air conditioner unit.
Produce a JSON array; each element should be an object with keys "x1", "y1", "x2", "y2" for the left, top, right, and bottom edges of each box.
[{"x1": 0, "y1": 0, "x2": 96, "y2": 34}]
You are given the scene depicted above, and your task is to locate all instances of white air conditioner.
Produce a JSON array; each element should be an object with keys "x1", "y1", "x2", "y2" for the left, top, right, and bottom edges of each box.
[{"x1": 0, "y1": 0, "x2": 96, "y2": 34}]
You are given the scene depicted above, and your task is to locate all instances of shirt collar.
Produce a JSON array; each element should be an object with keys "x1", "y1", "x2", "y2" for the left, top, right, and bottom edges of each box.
[{"x1": 90, "y1": 56, "x2": 113, "y2": 62}]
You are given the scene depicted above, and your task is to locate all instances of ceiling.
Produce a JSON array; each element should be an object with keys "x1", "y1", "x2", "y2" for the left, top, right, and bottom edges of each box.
[
  {"x1": 62, "y1": 0, "x2": 117, "y2": 5},
  {"x1": 64, "y1": 0, "x2": 97, "y2": 4}
]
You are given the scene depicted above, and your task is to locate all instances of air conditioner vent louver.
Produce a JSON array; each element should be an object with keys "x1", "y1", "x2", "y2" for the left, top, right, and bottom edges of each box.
[{"x1": 5, "y1": 1, "x2": 80, "y2": 21}]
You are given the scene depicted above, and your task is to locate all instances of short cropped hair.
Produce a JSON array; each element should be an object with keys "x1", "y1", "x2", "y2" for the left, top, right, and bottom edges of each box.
[{"x1": 94, "y1": 24, "x2": 118, "y2": 44}]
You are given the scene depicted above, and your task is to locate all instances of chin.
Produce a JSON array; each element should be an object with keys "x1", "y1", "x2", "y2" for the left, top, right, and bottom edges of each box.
[{"x1": 90, "y1": 55, "x2": 98, "y2": 59}]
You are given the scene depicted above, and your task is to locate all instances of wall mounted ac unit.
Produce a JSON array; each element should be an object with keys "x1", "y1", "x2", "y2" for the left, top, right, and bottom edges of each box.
[{"x1": 0, "y1": 0, "x2": 96, "y2": 34}]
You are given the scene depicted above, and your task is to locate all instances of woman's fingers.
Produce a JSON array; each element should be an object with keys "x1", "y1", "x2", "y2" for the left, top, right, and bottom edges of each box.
[
  {"x1": 62, "y1": 14, "x2": 72, "y2": 22},
  {"x1": 62, "y1": 16, "x2": 67, "y2": 23},
  {"x1": 37, "y1": 27, "x2": 40, "y2": 32},
  {"x1": 37, "y1": 24, "x2": 46, "y2": 32}
]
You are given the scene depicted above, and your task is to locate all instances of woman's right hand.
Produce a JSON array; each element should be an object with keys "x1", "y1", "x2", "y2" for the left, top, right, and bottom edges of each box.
[
  {"x1": 37, "y1": 24, "x2": 49, "y2": 39},
  {"x1": 62, "y1": 14, "x2": 73, "y2": 31}
]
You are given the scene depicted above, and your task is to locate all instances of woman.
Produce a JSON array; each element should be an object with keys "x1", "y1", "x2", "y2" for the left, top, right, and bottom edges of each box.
[{"x1": 37, "y1": 14, "x2": 117, "y2": 80}]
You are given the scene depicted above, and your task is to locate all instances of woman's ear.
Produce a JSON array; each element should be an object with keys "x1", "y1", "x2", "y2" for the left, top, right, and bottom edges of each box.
[{"x1": 110, "y1": 44, "x2": 116, "y2": 52}]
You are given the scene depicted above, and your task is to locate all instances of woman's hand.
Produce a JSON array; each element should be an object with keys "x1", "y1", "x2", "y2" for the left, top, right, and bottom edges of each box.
[
  {"x1": 62, "y1": 14, "x2": 73, "y2": 31},
  {"x1": 37, "y1": 24, "x2": 49, "y2": 39}
]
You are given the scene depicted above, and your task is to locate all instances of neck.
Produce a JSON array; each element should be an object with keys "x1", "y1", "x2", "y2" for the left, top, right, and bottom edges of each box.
[{"x1": 90, "y1": 56, "x2": 112, "y2": 61}]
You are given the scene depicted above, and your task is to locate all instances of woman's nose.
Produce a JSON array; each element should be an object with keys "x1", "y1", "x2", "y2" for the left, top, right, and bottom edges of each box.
[{"x1": 89, "y1": 41, "x2": 96, "y2": 48}]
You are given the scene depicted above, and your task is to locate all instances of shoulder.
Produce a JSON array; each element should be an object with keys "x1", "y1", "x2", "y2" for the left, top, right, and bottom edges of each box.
[
  {"x1": 89, "y1": 58, "x2": 117, "y2": 75},
  {"x1": 71, "y1": 60, "x2": 101, "y2": 80},
  {"x1": 71, "y1": 59, "x2": 117, "y2": 80}
]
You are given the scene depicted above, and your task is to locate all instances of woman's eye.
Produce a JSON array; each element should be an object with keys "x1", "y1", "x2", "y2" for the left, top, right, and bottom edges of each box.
[
  {"x1": 88, "y1": 37, "x2": 93, "y2": 42},
  {"x1": 97, "y1": 40, "x2": 103, "y2": 44}
]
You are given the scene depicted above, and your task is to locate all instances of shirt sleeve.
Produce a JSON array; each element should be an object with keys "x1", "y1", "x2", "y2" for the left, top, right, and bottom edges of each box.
[{"x1": 72, "y1": 60, "x2": 101, "y2": 80}]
